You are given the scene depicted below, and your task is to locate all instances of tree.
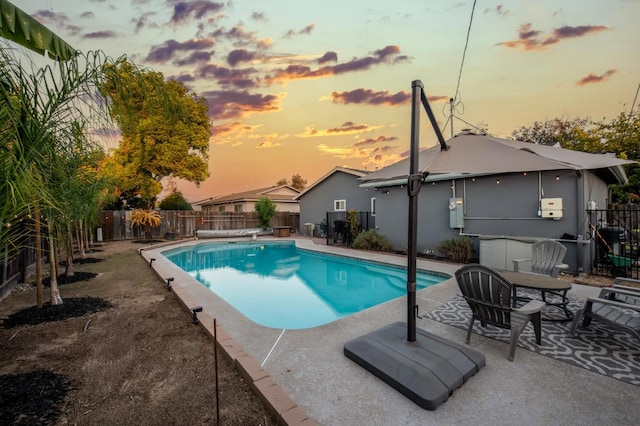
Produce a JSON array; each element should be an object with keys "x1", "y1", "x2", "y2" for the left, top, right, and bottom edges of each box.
[
  {"x1": 291, "y1": 174, "x2": 307, "y2": 191},
  {"x1": 159, "y1": 190, "x2": 192, "y2": 210},
  {"x1": 131, "y1": 209, "x2": 161, "y2": 241},
  {"x1": 100, "y1": 60, "x2": 211, "y2": 208},
  {"x1": 276, "y1": 174, "x2": 307, "y2": 191},
  {"x1": 511, "y1": 109, "x2": 640, "y2": 203},
  {"x1": 255, "y1": 196, "x2": 276, "y2": 230},
  {"x1": 511, "y1": 117, "x2": 596, "y2": 147}
]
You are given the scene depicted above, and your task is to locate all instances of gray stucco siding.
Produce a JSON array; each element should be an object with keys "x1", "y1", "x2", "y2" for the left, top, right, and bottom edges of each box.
[{"x1": 298, "y1": 171, "x2": 373, "y2": 227}]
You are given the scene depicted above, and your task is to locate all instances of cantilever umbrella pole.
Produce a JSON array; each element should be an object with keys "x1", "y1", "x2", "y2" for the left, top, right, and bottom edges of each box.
[{"x1": 406, "y1": 80, "x2": 448, "y2": 343}]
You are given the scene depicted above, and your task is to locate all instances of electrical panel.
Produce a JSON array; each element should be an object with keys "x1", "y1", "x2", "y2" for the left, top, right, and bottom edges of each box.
[
  {"x1": 449, "y1": 198, "x2": 464, "y2": 228},
  {"x1": 541, "y1": 198, "x2": 563, "y2": 219}
]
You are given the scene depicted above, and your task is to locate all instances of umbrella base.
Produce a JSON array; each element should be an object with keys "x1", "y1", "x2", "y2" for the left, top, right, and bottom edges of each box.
[{"x1": 344, "y1": 321, "x2": 485, "y2": 410}]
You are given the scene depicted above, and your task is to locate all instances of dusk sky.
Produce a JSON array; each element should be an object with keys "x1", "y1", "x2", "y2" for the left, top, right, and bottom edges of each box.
[{"x1": 12, "y1": 0, "x2": 640, "y2": 201}]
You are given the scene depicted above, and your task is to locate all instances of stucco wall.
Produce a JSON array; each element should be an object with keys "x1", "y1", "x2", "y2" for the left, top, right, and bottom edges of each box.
[
  {"x1": 298, "y1": 171, "x2": 374, "y2": 227},
  {"x1": 373, "y1": 170, "x2": 604, "y2": 273}
]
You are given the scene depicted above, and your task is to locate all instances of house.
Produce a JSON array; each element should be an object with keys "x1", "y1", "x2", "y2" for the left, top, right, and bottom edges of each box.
[
  {"x1": 358, "y1": 131, "x2": 634, "y2": 274},
  {"x1": 295, "y1": 166, "x2": 374, "y2": 237},
  {"x1": 199, "y1": 185, "x2": 301, "y2": 213}
]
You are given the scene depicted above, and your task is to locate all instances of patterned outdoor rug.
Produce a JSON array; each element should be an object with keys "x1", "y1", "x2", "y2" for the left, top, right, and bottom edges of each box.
[{"x1": 424, "y1": 294, "x2": 640, "y2": 386}]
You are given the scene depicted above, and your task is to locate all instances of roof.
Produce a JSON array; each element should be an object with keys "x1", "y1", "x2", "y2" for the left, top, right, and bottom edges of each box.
[
  {"x1": 360, "y1": 132, "x2": 634, "y2": 187},
  {"x1": 205, "y1": 185, "x2": 300, "y2": 205},
  {"x1": 294, "y1": 166, "x2": 370, "y2": 200}
]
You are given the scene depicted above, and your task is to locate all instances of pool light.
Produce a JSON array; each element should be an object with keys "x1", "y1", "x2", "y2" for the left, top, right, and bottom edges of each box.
[{"x1": 191, "y1": 306, "x2": 203, "y2": 324}]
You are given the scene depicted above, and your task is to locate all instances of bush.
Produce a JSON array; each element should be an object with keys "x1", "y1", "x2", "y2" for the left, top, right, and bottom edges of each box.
[
  {"x1": 159, "y1": 190, "x2": 192, "y2": 210},
  {"x1": 254, "y1": 196, "x2": 276, "y2": 230},
  {"x1": 346, "y1": 209, "x2": 360, "y2": 241},
  {"x1": 352, "y1": 229, "x2": 393, "y2": 252},
  {"x1": 435, "y1": 237, "x2": 474, "y2": 263}
]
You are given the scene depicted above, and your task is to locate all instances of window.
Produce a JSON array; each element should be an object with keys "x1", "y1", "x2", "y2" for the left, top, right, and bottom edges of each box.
[
  {"x1": 371, "y1": 197, "x2": 376, "y2": 216},
  {"x1": 218, "y1": 206, "x2": 225, "y2": 212},
  {"x1": 234, "y1": 205, "x2": 243, "y2": 213},
  {"x1": 334, "y1": 199, "x2": 346, "y2": 211}
]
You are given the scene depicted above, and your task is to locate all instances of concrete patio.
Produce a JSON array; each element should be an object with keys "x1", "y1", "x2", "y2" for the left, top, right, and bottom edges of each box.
[{"x1": 144, "y1": 237, "x2": 639, "y2": 425}]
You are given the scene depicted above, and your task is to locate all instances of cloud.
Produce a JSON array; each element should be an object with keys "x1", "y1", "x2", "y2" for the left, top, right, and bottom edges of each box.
[
  {"x1": 317, "y1": 144, "x2": 370, "y2": 159},
  {"x1": 329, "y1": 89, "x2": 446, "y2": 106},
  {"x1": 251, "y1": 12, "x2": 267, "y2": 22},
  {"x1": 283, "y1": 23, "x2": 316, "y2": 38},
  {"x1": 484, "y1": 5, "x2": 510, "y2": 17},
  {"x1": 132, "y1": 12, "x2": 159, "y2": 34},
  {"x1": 81, "y1": 11, "x2": 95, "y2": 19},
  {"x1": 145, "y1": 38, "x2": 214, "y2": 64},
  {"x1": 83, "y1": 31, "x2": 118, "y2": 39},
  {"x1": 353, "y1": 135, "x2": 398, "y2": 147},
  {"x1": 318, "y1": 51, "x2": 338, "y2": 64},
  {"x1": 167, "y1": 73, "x2": 196, "y2": 84},
  {"x1": 212, "y1": 121, "x2": 253, "y2": 137},
  {"x1": 170, "y1": 1, "x2": 225, "y2": 25},
  {"x1": 499, "y1": 23, "x2": 608, "y2": 51},
  {"x1": 299, "y1": 121, "x2": 382, "y2": 138},
  {"x1": 227, "y1": 49, "x2": 260, "y2": 67},
  {"x1": 264, "y1": 45, "x2": 409, "y2": 85},
  {"x1": 330, "y1": 89, "x2": 410, "y2": 106},
  {"x1": 210, "y1": 25, "x2": 271, "y2": 49},
  {"x1": 257, "y1": 141, "x2": 282, "y2": 148},
  {"x1": 196, "y1": 64, "x2": 259, "y2": 88},
  {"x1": 576, "y1": 69, "x2": 617, "y2": 86},
  {"x1": 201, "y1": 89, "x2": 284, "y2": 120},
  {"x1": 174, "y1": 50, "x2": 213, "y2": 66},
  {"x1": 31, "y1": 10, "x2": 82, "y2": 35}
]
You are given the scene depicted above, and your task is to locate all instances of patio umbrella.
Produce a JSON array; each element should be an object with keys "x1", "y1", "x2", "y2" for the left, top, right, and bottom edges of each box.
[
  {"x1": 344, "y1": 81, "x2": 486, "y2": 410},
  {"x1": 362, "y1": 126, "x2": 634, "y2": 188}
]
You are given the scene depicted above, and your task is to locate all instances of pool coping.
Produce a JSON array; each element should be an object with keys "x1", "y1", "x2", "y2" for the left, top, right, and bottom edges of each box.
[{"x1": 140, "y1": 237, "x2": 454, "y2": 425}]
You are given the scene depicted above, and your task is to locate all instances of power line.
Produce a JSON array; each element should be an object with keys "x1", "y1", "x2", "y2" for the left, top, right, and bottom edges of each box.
[
  {"x1": 618, "y1": 81, "x2": 640, "y2": 147},
  {"x1": 453, "y1": 0, "x2": 477, "y2": 104}
]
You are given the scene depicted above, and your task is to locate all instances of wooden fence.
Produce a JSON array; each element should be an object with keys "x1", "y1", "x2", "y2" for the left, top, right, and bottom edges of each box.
[{"x1": 98, "y1": 210, "x2": 300, "y2": 241}]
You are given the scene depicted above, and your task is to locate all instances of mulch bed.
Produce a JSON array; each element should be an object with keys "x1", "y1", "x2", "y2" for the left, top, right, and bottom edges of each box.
[
  {"x1": 0, "y1": 296, "x2": 113, "y2": 424},
  {"x1": 0, "y1": 370, "x2": 76, "y2": 425},
  {"x1": 1, "y1": 297, "x2": 112, "y2": 328}
]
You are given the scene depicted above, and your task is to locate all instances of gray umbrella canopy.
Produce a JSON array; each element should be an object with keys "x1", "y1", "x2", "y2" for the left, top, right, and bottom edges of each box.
[
  {"x1": 361, "y1": 132, "x2": 634, "y2": 184},
  {"x1": 0, "y1": 0, "x2": 77, "y2": 61}
]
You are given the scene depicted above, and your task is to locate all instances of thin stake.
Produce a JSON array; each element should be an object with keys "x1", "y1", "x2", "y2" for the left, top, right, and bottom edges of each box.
[{"x1": 214, "y1": 318, "x2": 220, "y2": 425}]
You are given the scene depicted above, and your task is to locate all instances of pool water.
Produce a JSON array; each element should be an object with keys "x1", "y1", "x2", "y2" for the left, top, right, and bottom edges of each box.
[{"x1": 162, "y1": 241, "x2": 447, "y2": 329}]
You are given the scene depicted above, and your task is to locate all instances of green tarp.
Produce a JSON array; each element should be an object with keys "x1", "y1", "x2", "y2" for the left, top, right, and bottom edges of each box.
[{"x1": 0, "y1": 0, "x2": 76, "y2": 61}]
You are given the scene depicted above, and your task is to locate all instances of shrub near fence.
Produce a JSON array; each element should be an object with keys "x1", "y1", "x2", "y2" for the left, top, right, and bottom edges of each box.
[{"x1": 98, "y1": 210, "x2": 300, "y2": 241}]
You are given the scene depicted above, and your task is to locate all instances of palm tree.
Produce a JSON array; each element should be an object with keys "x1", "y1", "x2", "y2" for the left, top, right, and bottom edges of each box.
[{"x1": 0, "y1": 45, "x2": 114, "y2": 306}]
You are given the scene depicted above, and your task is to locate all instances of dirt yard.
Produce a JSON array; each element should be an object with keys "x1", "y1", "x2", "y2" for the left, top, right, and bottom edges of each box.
[{"x1": 0, "y1": 241, "x2": 277, "y2": 425}]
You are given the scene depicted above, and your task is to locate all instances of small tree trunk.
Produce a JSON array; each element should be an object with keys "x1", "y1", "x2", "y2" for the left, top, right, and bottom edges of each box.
[
  {"x1": 34, "y1": 206, "x2": 43, "y2": 309},
  {"x1": 48, "y1": 220, "x2": 62, "y2": 305}
]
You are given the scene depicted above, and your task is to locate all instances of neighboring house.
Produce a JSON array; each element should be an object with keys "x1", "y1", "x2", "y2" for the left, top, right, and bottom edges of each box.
[
  {"x1": 188, "y1": 197, "x2": 215, "y2": 212},
  {"x1": 359, "y1": 131, "x2": 633, "y2": 274},
  {"x1": 198, "y1": 185, "x2": 300, "y2": 213},
  {"x1": 295, "y1": 166, "x2": 373, "y2": 237}
]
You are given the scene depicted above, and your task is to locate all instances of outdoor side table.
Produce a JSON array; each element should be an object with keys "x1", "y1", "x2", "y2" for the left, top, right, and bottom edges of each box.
[{"x1": 502, "y1": 271, "x2": 574, "y2": 321}]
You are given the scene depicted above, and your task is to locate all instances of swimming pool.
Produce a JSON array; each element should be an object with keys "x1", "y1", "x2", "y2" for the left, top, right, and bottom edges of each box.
[{"x1": 162, "y1": 241, "x2": 447, "y2": 329}]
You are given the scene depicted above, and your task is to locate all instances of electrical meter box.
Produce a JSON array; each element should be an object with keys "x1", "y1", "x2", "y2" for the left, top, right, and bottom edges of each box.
[
  {"x1": 449, "y1": 198, "x2": 464, "y2": 228},
  {"x1": 541, "y1": 198, "x2": 563, "y2": 219}
]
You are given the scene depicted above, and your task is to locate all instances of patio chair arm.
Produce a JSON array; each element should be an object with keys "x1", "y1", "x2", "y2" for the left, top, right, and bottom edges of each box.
[
  {"x1": 588, "y1": 297, "x2": 640, "y2": 313},
  {"x1": 515, "y1": 299, "x2": 545, "y2": 315},
  {"x1": 598, "y1": 287, "x2": 640, "y2": 304},
  {"x1": 613, "y1": 277, "x2": 640, "y2": 287},
  {"x1": 512, "y1": 258, "x2": 531, "y2": 272},
  {"x1": 551, "y1": 263, "x2": 569, "y2": 278}
]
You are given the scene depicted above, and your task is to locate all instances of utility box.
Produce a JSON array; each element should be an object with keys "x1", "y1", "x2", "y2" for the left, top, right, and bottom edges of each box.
[
  {"x1": 541, "y1": 198, "x2": 563, "y2": 219},
  {"x1": 449, "y1": 198, "x2": 464, "y2": 228}
]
